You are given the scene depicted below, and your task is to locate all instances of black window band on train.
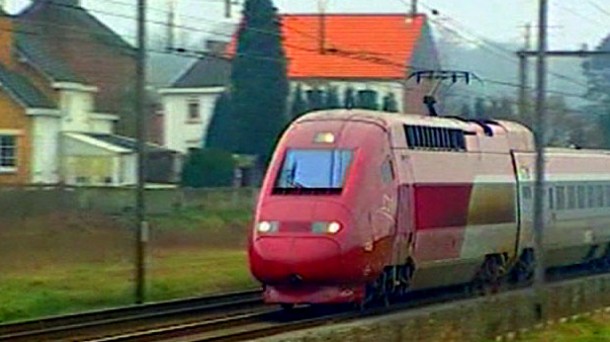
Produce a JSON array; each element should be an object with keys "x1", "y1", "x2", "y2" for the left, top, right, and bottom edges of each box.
[{"x1": 404, "y1": 125, "x2": 466, "y2": 151}]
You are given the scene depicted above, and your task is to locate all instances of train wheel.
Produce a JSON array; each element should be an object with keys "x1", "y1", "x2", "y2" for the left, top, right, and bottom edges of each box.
[
  {"x1": 512, "y1": 249, "x2": 535, "y2": 284},
  {"x1": 360, "y1": 281, "x2": 377, "y2": 311},
  {"x1": 472, "y1": 255, "x2": 505, "y2": 296},
  {"x1": 593, "y1": 245, "x2": 610, "y2": 273},
  {"x1": 360, "y1": 270, "x2": 392, "y2": 310},
  {"x1": 396, "y1": 264, "x2": 414, "y2": 298},
  {"x1": 378, "y1": 270, "x2": 391, "y2": 307}
]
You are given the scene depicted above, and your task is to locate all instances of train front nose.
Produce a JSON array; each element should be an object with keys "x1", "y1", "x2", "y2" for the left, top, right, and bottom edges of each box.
[{"x1": 250, "y1": 234, "x2": 343, "y2": 284}]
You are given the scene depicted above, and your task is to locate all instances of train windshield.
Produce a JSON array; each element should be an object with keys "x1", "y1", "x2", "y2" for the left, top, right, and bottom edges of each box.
[{"x1": 274, "y1": 149, "x2": 353, "y2": 194}]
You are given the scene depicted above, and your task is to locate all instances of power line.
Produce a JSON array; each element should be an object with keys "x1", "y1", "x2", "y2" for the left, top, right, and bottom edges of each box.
[
  {"x1": 45, "y1": 0, "x2": 596, "y2": 97},
  {"x1": 416, "y1": 1, "x2": 590, "y2": 90},
  {"x1": 55, "y1": 0, "x2": 591, "y2": 95},
  {"x1": 588, "y1": 0, "x2": 610, "y2": 19},
  {"x1": 554, "y1": 2, "x2": 607, "y2": 29},
  {"x1": 1, "y1": 2, "x2": 598, "y2": 103}
]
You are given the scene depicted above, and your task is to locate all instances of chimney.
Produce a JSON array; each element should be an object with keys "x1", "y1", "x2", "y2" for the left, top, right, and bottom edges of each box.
[{"x1": 0, "y1": 10, "x2": 14, "y2": 69}]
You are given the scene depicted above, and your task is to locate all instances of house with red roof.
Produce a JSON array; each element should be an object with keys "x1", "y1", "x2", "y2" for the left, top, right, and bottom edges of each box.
[{"x1": 160, "y1": 13, "x2": 440, "y2": 154}]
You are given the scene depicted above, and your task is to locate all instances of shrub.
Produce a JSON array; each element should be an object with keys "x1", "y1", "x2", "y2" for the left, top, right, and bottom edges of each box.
[{"x1": 181, "y1": 148, "x2": 236, "y2": 188}]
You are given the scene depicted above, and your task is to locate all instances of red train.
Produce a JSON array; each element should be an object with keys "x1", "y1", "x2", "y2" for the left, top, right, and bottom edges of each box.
[{"x1": 248, "y1": 109, "x2": 610, "y2": 307}]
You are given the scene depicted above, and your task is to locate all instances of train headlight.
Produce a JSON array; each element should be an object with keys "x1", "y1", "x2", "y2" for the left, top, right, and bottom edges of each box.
[
  {"x1": 257, "y1": 221, "x2": 278, "y2": 233},
  {"x1": 312, "y1": 221, "x2": 342, "y2": 234},
  {"x1": 327, "y1": 221, "x2": 341, "y2": 234}
]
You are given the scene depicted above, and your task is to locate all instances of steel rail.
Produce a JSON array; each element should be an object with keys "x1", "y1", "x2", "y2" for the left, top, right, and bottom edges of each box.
[
  {"x1": 84, "y1": 285, "x2": 471, "y2": 342},
  {"x1": 0, "y1": 289, "x2": 262, "y2": 341},
  {"x1": 85, "y1": 265, "x2": 604, "y2": 342}
]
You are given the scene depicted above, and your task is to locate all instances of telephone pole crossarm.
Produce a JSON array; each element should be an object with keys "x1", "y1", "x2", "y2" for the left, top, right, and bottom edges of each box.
[{"x1": 519, "y1": 50, "x2": 610, "y2": 57}]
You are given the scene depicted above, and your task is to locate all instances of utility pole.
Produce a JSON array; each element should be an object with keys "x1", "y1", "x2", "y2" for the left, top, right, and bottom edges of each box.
[
  {"x1": 533, "y1": 0, "x2": 547, "y2": 321},
  {"x1": 518, "y1": 23, "x2": 531, "y2": 121},
  {"x1": 135, "y1": 0, "x2": 148, "y2": 305},
  {"x1": 516, "y1": 8, "x2": 610, "y2": 322},
  {"x1": 166, "y1": 0, "x2": 175, "y2": 50},
  {"x1": 225, "y1": 0, "x2": 231, "y2": 18},
  {"x1": 411, "y1": 0, "x2": 418, "y2": 16}
]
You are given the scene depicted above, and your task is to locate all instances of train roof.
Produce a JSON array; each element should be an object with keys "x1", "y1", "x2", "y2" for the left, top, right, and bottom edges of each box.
[
  {"x1": 296, "y1": 109, "x2": 531, "y2": 134},
  {"x1": 296, "y1": 109, "x2": 535, "y2": 152}
]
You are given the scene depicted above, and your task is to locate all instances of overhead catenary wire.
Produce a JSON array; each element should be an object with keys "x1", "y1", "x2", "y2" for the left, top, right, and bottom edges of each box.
[
  {"x1": 554, "y1": 2, "x2": 607, "y2": 29},
  {"x1": 0, "y1": 1, "x2": 597, "y2": 104},
  {"x1": 588, "y1": 0, "x2": 610, "y2": 19},
  {"x1": 414, "y1": 0, "x2": 590, "y2": 90},
  {"x1": 47, "y1": 0, "x2": 593, "y2": 96},
  {"x1": 45, "y1": 0, "x2": 596, "y2": 95}
]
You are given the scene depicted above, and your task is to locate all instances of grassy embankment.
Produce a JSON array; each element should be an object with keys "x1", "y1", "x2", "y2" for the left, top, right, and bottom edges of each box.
[
  {"x1": 517, "y1": 315, "x2": 610, "y2": 341},
  {"x1": 0, "y1": 196, "x2": 256, "y2": 323}
]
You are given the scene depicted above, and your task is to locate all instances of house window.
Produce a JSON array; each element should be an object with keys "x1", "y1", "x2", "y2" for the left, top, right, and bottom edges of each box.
[
  {"x1": 0, "y1": 135, "x2": 17, "y2": 172},
  {"x1": 187, "y1": 98, "x2": 200, "y2": 121}
]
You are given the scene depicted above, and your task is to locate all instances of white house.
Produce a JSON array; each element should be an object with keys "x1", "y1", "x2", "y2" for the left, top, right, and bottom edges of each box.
[{"x1": 159, "y1": 55, "x2": 230, "y2": 154}]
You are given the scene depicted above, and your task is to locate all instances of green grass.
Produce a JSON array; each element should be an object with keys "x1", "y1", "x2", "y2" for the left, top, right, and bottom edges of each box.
[
  {"x1": 517, "y1": 316, "x2": 610, "y2": 342},
  {"x1": 0, "y1": 248, "x2": 256, "y2": 323},
  {"x1": 0, "y1": 201, "x2": 256, "y2": 323},
  {"x1": 150, "y1": 207, "x2": 252, "y2": 233}
]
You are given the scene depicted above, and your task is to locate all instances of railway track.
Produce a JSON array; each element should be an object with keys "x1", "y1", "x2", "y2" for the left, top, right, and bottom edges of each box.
[
  {"x1": 84, "y1": 284, "x2": 471, "y2": 342},
  {"x1": 0, "y1": 265, "x2": 598, "y2": 342},
  {"x1": 79, "y1": 265, "x2": 599, "y2": 342},
  {"x1": 0, "y1": 289, "x2": 263, "y2": 341}
]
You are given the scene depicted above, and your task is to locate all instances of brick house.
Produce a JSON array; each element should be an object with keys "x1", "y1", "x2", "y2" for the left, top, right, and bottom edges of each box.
[
  {"x1": 0, "y1": 0, "x2": 178, "y2": 186},
  {"x1": 160, "y1": 13, "x2": 440, "y2": 154}
]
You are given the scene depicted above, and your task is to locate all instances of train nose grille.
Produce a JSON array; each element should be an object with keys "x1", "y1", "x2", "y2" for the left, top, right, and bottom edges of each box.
[{"x1": 279, "y1": 221, "x2": 311, "y2": 233}]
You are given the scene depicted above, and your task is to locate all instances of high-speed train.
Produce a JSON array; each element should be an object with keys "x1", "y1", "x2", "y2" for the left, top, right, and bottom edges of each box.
[{"x1": 248, "y1": 109, "x2": 610, "y2": 307}]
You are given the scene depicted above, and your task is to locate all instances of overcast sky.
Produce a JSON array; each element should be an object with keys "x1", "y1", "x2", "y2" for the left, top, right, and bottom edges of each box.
[{"x1": 6, "y1": 0, "x2": 609, "y2": 50}]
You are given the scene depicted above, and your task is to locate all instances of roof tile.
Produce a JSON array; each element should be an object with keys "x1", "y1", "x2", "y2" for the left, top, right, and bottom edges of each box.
[
  {"x1": 0, "y1": 62, "x2": 56, "y2": 108},
  {"x1": 173, "y1": 55, "x2": 231, "y2": 88},
  {"x1": 281, "y1": 14, "x2": 426, "y2": 79}
]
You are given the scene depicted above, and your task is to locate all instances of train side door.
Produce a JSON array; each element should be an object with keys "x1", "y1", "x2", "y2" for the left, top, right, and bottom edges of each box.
[
  {"x1": 392, "y1": 150, "x2": 415, "y2": 264},
  {"x1": 513, "y1": 153, "x2": 536, "y2": 251},
  {"x1": 373, "y1": 156, "x2": 398, "y2": 242}
]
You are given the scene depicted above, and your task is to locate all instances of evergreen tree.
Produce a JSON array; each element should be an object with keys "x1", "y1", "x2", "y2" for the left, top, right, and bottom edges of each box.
[
  {"x1": 230, "y1": 0, "x2": 289, "y2": 162},
  {"x1": 344, "y1": 87, "x2": 356, "y2": 109},
  {"x1": 356, "y1": 89, "x2": 379, "y2": 110},
  {"x1": 325, "y1": 86, "x2": 341, "y2": 109},
  {"x1": 205, "y1": 92, "x2": 237, "y2": 151},
  {"x1": 474, "y1": 97, "x2": 487, "y2": 119},
  {"x1": 382, "y1": 92, "x2": 399, "y2": 112},
  {"x1": 583, "y1": 34, "x2": 610, "y2": 148},
  {"x1": 489, "y1": 99, "x2": 501, "y2": 117},
  {"x1": 498, "y1": 97, "x2": 515, "y2": 119},
  {"x1": 306, "y1": 87, "x2": 325, "y2": 111},
  {"x1": 290, "y1": 84, "x2": 308, "y2": 119},
  {"x1": 460, "y1": 102, "x2": 472, "y2": 118}
]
